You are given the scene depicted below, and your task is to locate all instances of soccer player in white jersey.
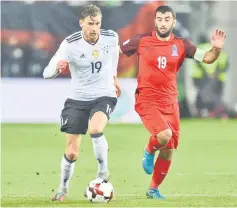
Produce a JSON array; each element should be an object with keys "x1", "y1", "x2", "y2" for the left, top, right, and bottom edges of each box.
[{"x1": 43, "y1": 5, "x2": 121, "y2": 201}]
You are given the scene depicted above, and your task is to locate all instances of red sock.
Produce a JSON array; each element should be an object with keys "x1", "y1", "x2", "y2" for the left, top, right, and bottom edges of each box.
[
  {"x1": 146, "y1": 135, "x2": 163, "y2": 154},
  {"x1": 149, "y1": 157, "x2": 172, "y2": 189}
]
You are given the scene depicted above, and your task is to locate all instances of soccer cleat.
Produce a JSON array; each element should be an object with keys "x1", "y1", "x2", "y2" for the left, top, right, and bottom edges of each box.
[
  {"x1": 52, "y1": 188, "x2": 68, "y2": 201},
  {"x1": 146, "y1": 188, "x2": 165, "y2": 199},
  {"x1": 142, "y1": 148, "x2": 155, "y2": 174}
]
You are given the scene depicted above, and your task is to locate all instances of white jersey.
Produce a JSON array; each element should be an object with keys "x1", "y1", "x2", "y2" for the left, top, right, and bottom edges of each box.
[{"x1": 43, "y1": 29, "x2": 119, "y2": 101}]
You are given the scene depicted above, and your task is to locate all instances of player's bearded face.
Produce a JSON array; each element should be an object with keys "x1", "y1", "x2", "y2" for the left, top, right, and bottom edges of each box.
[
  {"x1": 155, "y1": 12, "x2": 175, "y2": 38},
  {"x1": 80, "y1": 14, "x2": 102, "y2": 43}
]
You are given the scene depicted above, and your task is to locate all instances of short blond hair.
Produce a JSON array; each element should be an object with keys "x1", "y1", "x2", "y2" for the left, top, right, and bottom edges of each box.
[{"x1": 80, "y1": 4, "x2": 102, "y2": 20}]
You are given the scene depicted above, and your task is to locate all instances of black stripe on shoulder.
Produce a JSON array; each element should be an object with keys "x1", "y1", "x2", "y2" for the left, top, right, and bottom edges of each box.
[
  {"x1": 68, "y1": 31, "x2": 81, "y2": 38},
  {"x1": 67, "y1": 37, "x2": 82, "y2": 43},
  {"x1": 101, "y1": 30, "x2": 114, "y2": 33},
  {"x1": 66, "y1": 34, "x2": 82, "y2": 42},
  {"x1": 100, "y1": 33, "x2": 116, "y2": 37},
  {"x1": 101, "y1": 30, "x2": 115, "y2": 35},
  {"x1": 66, "y1": 36, "x2": 82, "y2": 43},
  {"x1": 66, "y1": 32, "x2": 82, "y2": 41},
  {"x1": 100, "y1": 31, "x2": 114, "y2": 35}
]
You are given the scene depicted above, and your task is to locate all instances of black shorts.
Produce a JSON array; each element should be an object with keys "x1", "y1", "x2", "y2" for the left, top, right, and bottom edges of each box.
[{"x1": 60, "y1": 96, "x2": 117, "y2": 135}]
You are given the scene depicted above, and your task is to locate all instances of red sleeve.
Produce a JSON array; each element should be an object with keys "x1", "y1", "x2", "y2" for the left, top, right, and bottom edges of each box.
[
  {"x1": 120, "y1": 34, "x2": 143, "y2": 57},
  {"x1": 182, "y1": 39, "x2": 197, "y2": 59}
]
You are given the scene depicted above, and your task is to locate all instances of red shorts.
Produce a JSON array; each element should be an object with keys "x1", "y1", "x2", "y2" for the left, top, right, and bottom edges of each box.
[{"x1": 135, "y1": 98, "x2": 180, "y2": 149}]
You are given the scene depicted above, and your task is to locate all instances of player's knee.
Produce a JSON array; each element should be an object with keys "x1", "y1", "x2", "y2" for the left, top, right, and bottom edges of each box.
[
  {"x1": 66, "y1": 150, "x2": 78, "y2": 161},
  {"x1": 89, "y1": 126, "x2": 103, "y2": 135},
  {"x1": 156, "y1": 129, "x2": 172, "y2": 145},
  {"x1": 65, "y1": 134, "x2": 81, "y2": 160}
]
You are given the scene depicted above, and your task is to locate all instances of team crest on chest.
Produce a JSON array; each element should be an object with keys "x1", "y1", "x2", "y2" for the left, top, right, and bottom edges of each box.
[
  {"x1": 171, "y1": 44, "x2": 178, "y2": 57},
  {"x1": 92, "y1": 50, "x2": 99, "y2": 59},
  {"x1": 102, "y1": 45, "x2": 111, "y2": 54}
]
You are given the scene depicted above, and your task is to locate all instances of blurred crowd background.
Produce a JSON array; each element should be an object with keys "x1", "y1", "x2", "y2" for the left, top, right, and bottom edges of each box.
[{"x1": 1, "y1": 0, "x2": 237, "y2": 122}]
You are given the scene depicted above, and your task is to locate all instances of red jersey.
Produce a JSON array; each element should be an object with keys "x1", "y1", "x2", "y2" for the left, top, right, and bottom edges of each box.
[{"x1": 120, "y1": 31, "x2": 196, "y2": 105}]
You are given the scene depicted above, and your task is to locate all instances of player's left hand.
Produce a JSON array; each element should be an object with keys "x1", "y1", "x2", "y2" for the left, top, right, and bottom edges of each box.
[
  {"x1": 211, "y1": 29, "x2": 227, "y2": 49},
  {"x1": 114, "y1": 77, "x2": 121, "y2": 97}
]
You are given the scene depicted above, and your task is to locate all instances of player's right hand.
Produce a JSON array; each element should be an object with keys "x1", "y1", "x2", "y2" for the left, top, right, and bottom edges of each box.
[{"x1": 56, "y1": 60, "x2": 69, "y2": 73}]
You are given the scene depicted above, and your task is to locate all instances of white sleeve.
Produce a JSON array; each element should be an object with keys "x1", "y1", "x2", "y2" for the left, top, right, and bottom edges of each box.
[
  {"x1": 43, "y1": 40, "x2": 71, "y2": 79},
  {"x1": 194, "y1": 48, "x2": 206, "y2": 62},
  {"x1": 112, "y1": 32, "x2": 119, "y2": 76}
]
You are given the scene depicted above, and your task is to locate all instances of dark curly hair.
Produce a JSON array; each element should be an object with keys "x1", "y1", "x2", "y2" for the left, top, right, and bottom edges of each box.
[{"x1": 155, "y1": 5, "x2": 176, "y2": 19}]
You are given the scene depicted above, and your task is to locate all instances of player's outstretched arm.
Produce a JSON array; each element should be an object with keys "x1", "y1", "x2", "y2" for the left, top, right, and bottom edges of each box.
[
  {"x1": 119, "y1": 46, "x2": 123, "y2": 54},
  {"x1": 111, "y1": 33, "x2": 121, "y2": 97},
  {"x1": 114, "y1": 76, "x2": 121, "y2": 97},
  {"x1": 43, "y1": 40, "x2": 70, "y2": 79},
  {"x1": 119, "y1": 34, "x2": 142, "y2": 56},
  {"x1": 202, "y1": 29, "x2": 227, "y2": 64}
]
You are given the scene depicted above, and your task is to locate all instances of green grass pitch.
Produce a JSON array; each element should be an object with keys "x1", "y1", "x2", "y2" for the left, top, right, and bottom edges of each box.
[{"x1": 1, "y1": 119, "x2": 237, "y2": 207}]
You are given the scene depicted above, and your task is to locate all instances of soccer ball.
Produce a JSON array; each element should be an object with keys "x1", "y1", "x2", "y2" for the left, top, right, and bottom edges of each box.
[{"x1": 86, "y1": 178, "x2": 114, "y2": 203}]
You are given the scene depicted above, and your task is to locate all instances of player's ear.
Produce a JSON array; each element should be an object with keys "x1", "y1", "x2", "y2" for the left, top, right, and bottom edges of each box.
[
  {"x1": 173, "y1": 19, "x2": 176, "y2": 28},
  {"x1": 79, "y1": 19, "x2": 84, "y2": 28}
]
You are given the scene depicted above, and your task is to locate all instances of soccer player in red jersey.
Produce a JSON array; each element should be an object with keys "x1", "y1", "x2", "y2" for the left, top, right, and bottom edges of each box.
[{"x1": 120, "y1": 5, "x2": 226, "y2": 199}]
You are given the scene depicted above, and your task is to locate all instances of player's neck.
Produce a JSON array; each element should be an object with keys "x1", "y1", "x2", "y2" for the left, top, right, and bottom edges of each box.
[
  {"x1": 155, "y1": 32, "x2": 172, "y2": 41},
  {"x1": 84, "y1": 36, "x2": 99, "y2": 44},
  {"x1": 82, "y1": 32, "x2": 99, "y2": 44}
]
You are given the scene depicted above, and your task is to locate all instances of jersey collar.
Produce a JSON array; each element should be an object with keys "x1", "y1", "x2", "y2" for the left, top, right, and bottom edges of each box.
[{"x1": 81, "y1": 30, "x2": 100, "y2": 46}]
